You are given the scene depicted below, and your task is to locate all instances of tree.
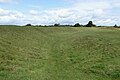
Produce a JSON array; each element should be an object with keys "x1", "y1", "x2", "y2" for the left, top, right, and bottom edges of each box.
[
  {"x1": 86, "y1": 21, "x2": 96, "y2": 27},
  {"x1": 74, "y1": 23, "x2": 81, "y2": 27},
  {"x1": 54, "y1": 24, "x2": 60, "y2": 26},
  {"x1": 26, "y1": 24, "x2": 32, "y2": 26},
  {"x1": 114, "y1": 24, "x2": 117, "y2": 28}
]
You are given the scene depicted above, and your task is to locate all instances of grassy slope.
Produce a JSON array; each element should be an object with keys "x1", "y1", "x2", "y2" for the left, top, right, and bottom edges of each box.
[{"x1": 0, "y1": 26, "x2": 120, "y2": 80}]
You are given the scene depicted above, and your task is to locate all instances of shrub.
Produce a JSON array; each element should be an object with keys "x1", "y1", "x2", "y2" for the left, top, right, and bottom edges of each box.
[
  {"x1": 26, "y1": 24, "x2": 32, "y2": 26},
  {"x1": 86, "y1": 21, "x2": 96, "y2": 27},
  {"x1": 74, "y1": 23, "x2": 81, "y2": 27}
]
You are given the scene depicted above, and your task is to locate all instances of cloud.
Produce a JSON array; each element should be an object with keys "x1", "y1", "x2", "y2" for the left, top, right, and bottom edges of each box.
[
  {"x1": 0, "y1": 0, "x2": 12, "y2": 3},
  {"x1": 0, "y1": 0, "x2": 19, "y2": 4},
  {"x1": 0, "y1": 8, "x2": 24, "y2": 25},
  {"x1": 0, "y1": 7, "x2": 119, "y2": 26},
  {"x1": 0, "y1": 0, "x2": 120, "y2": 26}
]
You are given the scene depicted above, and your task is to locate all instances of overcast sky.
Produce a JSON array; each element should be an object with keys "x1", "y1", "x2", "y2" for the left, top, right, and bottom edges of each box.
[{"x1": 0, "y1": 0, "x2": 120, "y2": 25}]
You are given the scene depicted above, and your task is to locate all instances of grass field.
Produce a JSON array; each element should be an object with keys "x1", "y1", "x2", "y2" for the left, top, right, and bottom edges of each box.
[{"x1": 0, "y1": 26, "x2": 120, "y2": 80}]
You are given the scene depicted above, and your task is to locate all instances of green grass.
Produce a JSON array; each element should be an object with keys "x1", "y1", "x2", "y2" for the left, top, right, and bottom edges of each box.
[{"x1": 0, "y1": 26, "x2": 120, "y2": 80}]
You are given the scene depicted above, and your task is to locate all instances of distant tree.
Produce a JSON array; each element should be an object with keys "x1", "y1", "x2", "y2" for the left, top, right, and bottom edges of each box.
[
  {"x1": 26, "y1": 24, "x2": 32, "y2": 26},
  {"x1": 54, "y1": 24, "x2": 60, "y2": 26},
  {"x1": 74, "y1": 23, "x2": 81, "y2": 27},
  {"x1": 97, "y1": 26, "x2": 102, "y2": 27},
  {"x1": 114, "y1": 24, "x2": 118, "y2": 28},
  {"x1": 86, "y1": 21, "x2": 96, "y2": 27}
]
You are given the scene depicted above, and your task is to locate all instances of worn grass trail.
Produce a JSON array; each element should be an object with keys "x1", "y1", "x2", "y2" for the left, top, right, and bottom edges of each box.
[{"x1": 0, "y1": 26, "x2": 120, "y2": 80}]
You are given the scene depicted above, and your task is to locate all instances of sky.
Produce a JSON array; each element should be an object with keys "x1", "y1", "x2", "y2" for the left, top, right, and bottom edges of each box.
[{"x1": 0, "y1": 0, "x2": 120, "y2": 26}]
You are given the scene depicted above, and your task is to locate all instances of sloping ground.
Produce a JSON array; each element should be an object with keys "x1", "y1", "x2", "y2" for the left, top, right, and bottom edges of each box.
[{"x1": 0, "y1": 26, "x2": 120, "y2": 80}]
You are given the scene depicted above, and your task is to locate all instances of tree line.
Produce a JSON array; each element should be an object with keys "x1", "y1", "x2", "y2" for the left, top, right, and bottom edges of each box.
[{"x1": 26, "y1": 21, "x2": 120, "y2": 28}]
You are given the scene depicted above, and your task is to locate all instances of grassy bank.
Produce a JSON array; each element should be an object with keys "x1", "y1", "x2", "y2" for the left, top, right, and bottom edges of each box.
[{"x1": 0, "y1": 26, "x2": 120, "y2": 80}]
